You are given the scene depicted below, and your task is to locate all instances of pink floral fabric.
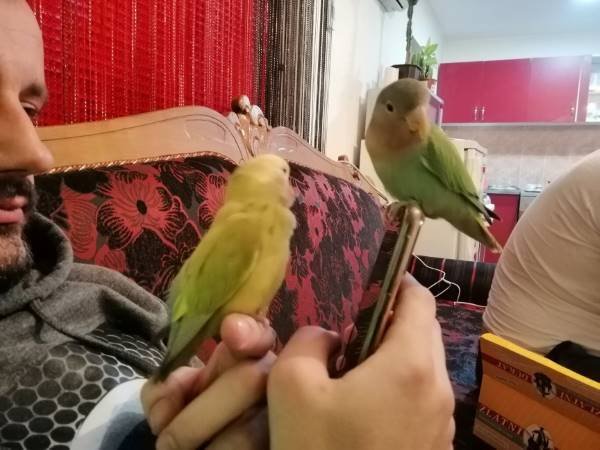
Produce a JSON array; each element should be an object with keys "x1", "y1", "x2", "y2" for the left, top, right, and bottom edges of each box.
[{"x1": 35, "y1": 154, "x2": 385, "y2": 343}]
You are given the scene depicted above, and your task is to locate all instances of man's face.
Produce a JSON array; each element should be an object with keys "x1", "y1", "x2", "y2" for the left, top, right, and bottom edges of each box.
[{"x1": 0, "y1": 0, "x2": 53, "y2": 283}]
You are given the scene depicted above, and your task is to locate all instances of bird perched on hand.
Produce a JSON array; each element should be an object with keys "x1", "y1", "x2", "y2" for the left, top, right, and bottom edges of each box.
[
  {"x1": 366, "y1": 78, "x2": 502, "y2": 253},
  {"x1": 156, "y1": 154, "x2": 297, "y2": 380}
]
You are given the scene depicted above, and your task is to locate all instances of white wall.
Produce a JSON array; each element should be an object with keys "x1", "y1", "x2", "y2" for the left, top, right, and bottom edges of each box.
[
  {"x1": 325, "y1": 0, "x2": 445, "y2": 163},
  {"x1": 443, "y1": 31, "x2": 600, "y2": 63},
  {"x1": 324, "y1": 0, "x2": 384, "y2": 163},
  {"x1": 380, "y1": 0, "x2": 445, "y2": 75}
]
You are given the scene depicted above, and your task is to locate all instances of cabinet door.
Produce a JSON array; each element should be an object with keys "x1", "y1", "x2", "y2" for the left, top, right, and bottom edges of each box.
[
  {"x1": 527, "y1": 56, "x2": 583, "y2": 122},
  {"x1": 437, "y1": 62, "x2": 484, "y2": 123},
  {"x1": 480, "y1": 59, "x2": 530, "y2": 122}
]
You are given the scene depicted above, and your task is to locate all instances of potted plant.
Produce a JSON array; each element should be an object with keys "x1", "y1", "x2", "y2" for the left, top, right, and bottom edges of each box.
[
  {"x1": 392, "y1": 0, "x2": 423, "y2": 80},
  {"x1": 411, "y1": 38, "x2": 438, "y2": 89}
]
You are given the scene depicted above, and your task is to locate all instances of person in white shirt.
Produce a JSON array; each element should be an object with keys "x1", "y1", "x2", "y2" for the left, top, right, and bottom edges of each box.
[{"x1": 483, "y1": 150, "x2": 600, "y2": 381}]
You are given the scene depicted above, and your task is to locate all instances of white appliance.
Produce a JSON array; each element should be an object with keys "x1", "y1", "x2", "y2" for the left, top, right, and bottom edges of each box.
[{"x1": 359, "y1": 138, "x2": 488, "y2": 261}]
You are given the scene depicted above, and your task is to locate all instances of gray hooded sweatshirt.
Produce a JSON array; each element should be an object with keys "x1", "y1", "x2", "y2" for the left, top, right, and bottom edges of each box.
[{"x1": 0, "y1": 213, "x2": 168, "y2": 448}]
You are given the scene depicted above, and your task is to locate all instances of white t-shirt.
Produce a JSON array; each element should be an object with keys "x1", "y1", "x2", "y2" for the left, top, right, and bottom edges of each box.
[{"x1": 483, "y1": 150, "x2": 600, "y2": 357}]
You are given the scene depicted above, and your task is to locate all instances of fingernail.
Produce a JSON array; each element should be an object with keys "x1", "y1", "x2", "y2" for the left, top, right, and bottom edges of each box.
[{"x1": 156, "y1": 433, "x2": 177, "y2": 450}]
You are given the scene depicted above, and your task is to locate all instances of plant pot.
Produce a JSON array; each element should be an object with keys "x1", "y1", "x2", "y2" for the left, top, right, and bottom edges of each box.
[{"x1": 392, "y1": 64, "x2": 423, "y2": 80}]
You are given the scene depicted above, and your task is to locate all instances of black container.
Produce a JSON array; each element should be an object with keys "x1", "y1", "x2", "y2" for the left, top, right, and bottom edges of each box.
[{"x1": 392, "y1": 64, "x2": 424, "y2": 80}]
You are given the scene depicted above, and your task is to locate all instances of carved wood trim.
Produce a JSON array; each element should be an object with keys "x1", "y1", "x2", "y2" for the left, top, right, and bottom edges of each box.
[
  {"x1": 227, "y1": 95, "x2": 271, "y2": 157},
  {"x1": 44, "y1": 151, "x2": 236, "y2": 174},
  {"x1": 38, "y1": 106, "x2": 250, "y2": 169},
  {"x1": 227, "y1": 96, "x2": 387, "y2": 203},
  {"x1": 38, "y1": 99, "x2": 386, "y2": 204}
]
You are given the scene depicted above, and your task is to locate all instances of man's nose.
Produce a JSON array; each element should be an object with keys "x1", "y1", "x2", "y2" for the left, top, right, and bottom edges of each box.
[{"x1": 0, "y1": 105, "x2": 54, "y2": 175}]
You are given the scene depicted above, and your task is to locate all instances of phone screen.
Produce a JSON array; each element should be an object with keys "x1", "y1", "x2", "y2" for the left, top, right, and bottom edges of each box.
[{"x1": 336, "y1": 204, "x2": 424, "y2": 375}]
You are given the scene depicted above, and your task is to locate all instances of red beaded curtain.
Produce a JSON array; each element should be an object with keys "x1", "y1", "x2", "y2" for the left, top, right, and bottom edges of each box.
[{"x1": 26, "y1": 0, "x2": 269, "y2": 126}]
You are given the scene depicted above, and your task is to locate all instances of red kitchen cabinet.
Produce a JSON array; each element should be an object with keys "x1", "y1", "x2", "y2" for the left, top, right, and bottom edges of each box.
[
  {"x1": 527, "y1": 56, "x2": 584, "y2": 122},
  {"x1": 437, "y1": 62, "x2": 484, "y2": 123},
  {"x1": 483, "y1": 193, "x2": 520, "y2": 264},
  {"x1": 438, "y1": 56, "x2": 591, "y2": 124},
  {"x1": 480, "y1": 59, "x2": 530, "y2": 123}
]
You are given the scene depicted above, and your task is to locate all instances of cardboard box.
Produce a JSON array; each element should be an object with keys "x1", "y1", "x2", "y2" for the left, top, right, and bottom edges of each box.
[{"x1": 474, "y1": 333, "x2": 600, "y2": 450}]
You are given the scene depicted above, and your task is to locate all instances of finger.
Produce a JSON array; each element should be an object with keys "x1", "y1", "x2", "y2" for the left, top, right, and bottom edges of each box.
[
  {"x1": 381, "y1": 274, "x2": 436, "y2": 347},
  {"x1": 195, "y1": 343, "x2": 237, "y2": 393},
  {"x1": 433, "y1": 418, "x2": 455, "y2": 450},
  {"x1": 363, "y1": 275, "x2": 437, "y2": 377},
  {"x1": 156, "y1": 352, "x2": 275, "y2": 450},
  {"x1": 270, "y1": 326, "x2": 340, "y2": 391},
  {"x1": 334, "y1": 323, "x2": 357, "y2": 372},
  {"x1": 141, "y1": 367, "x2": 204, "y2": 435},
  {"x1": 206, "y1": 405, "x2": 269, "y2": 450},
  {"x1": 158, "y1": 314, "x2": 275, "y2": 394},
  {"x1": 276, "y1": 326, "x2": 340, "y2": 375},
  {"x1": 431, "y1": 320, "x2": 452, "y2": 387},
  {"x1": 199, "y1": 315, "x2": 277, "y2": 391},
  {"x1": 220, "y1": 313, "x2": 277, "y2": 359}
]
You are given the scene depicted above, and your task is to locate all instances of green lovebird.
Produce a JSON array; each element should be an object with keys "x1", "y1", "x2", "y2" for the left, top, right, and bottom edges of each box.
[
  {"x1": 366, "y1": 78, "x2": 502, "y2": 253},
  {"x1": 156, "y1": 154, "x2": 297, "y2": 380}
]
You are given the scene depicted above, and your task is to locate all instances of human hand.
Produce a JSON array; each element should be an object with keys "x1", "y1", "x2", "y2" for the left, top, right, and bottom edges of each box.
[
  {"x1": 141, "y1": 313, "x2": 276, "y2": 450},
  {"x1": 267, "y1": 274, "x2": 455, "y2": 450}
]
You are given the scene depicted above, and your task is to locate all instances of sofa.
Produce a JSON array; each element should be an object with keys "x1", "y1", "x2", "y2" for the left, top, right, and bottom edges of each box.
[{"x1": 35, "y1": 99, "x2": 495, "y2": 449}]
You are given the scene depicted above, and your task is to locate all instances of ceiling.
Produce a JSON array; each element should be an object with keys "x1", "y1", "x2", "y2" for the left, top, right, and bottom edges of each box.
[{"x1": 427, "y1": 0, "x2": 600, "y2": 39}]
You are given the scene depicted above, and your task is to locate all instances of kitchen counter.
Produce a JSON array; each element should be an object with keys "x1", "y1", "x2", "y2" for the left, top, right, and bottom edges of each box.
[
  {"x1": 519, "y1": 190, "x2": 541, "y2": 217},
  {"x1": 487, "y1": 185, "x2": 521, "y2": 195},
  {"x1": 485, "y1": 185, "x2": 541, "y2": 219}
]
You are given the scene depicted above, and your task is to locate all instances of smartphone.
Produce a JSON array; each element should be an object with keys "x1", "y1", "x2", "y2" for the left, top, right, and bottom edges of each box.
[{"x1": 336, "y1": 204, "x2": 424, "y2": 375}]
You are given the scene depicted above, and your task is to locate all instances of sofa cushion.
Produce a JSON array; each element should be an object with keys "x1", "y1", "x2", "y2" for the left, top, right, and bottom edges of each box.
[
  {"x1": 436, "y1": 300, "x2": 486, "y2": 450},
  {"x1": 35, "y1": 153, "x2": 385, "y2": 344},
  {"x1": 437, "y1": 300, "x2": 484, "y2": 400},
  {"x1": 411, "y1": 256, "x2": 495, "y2": 306}
]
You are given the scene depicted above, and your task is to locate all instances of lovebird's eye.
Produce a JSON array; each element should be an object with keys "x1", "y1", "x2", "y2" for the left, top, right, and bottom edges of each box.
[{"x1": 386, "y1": 102, "x2": 394, "y2": 113}]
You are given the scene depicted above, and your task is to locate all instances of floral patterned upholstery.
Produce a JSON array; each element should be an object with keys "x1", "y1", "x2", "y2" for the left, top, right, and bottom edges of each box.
[
  {"x1": 35, "y1": 153, "x2": 492, "y2": 449},
  {"x1": 409, "y1": 258, "x2": 494, "y2": 450},
  {"x1": 35, "y1": 153, "x2": 385, "y2": 346}
]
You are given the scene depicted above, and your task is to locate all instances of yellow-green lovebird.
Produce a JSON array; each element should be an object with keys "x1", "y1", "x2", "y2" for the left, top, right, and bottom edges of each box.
[
  {"x1": 156, "y1": 154, "x2": 297, "y2": 380},
  {"x1": 366, "y1": 78, "x2": 502, "y2": 253}
]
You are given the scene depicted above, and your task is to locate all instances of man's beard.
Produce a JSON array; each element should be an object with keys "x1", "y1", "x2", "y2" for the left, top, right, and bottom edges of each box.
[{"x1": 0, "y1": 175, "x2": 36, "y2": 291}]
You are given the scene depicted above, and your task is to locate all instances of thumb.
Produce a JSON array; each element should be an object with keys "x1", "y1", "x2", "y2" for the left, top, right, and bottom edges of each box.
[{"x1": 272, "y1": 326, "x2": 340, "y2": 381}]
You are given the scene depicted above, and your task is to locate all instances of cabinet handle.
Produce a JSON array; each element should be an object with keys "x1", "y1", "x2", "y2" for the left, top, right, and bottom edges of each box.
[
  {"x1": 474, "y1": 106, "x2": 479, "y2": 121},
  {"x1": 481, "y1": 106, "x2": 486, "y2": 121}
]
